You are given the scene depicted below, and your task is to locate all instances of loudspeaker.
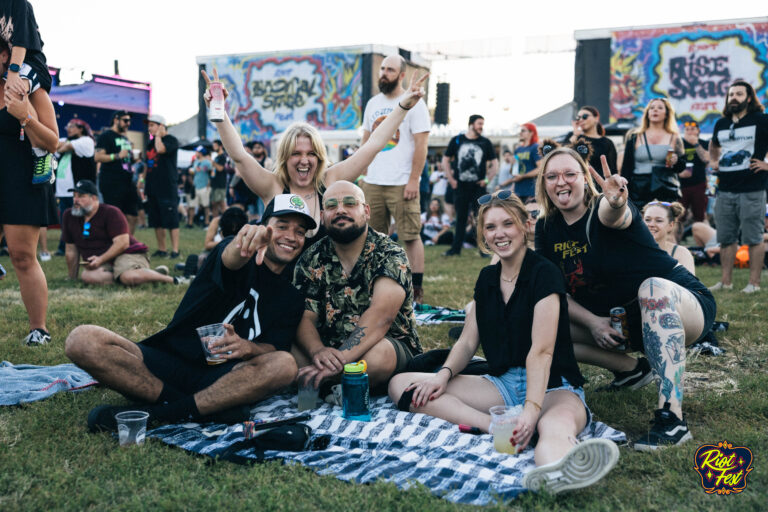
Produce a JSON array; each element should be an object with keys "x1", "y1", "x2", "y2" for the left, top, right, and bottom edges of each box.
[{"x1": 434, "y1": 82, "x2": 450, "y2": 125}]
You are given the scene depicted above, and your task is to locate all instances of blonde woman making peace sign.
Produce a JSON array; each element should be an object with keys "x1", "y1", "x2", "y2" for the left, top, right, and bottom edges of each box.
[{"x1": 533, "y1": 142, "x2": 716, "y2": 452}]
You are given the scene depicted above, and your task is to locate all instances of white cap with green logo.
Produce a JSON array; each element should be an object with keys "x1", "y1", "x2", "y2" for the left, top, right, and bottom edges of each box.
[{"x1": 261, "y1": 194, "x2": 317, "y2": 230}]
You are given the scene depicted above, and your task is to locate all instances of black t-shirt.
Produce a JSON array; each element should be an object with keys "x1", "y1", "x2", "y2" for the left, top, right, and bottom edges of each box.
[
  {"x1": 473, "y1": 250, "x2": 584, "y2": 388},
  {"x1": 711, "y1": 111, "x2": 768, "y2": 192},
  {"x1": 535, "y1": 202, "x2": 682, "y2": 316},
  {"x1": 95, "y1": 130, "x2": 133, "y2": 183},
  {"x1": 680, "y1": 138, "x2": 709, "y2": 187},
  {"x1": 145, "y1": 134, "x2": 179, "y2": 200},
  {"x1": 445, "y1": 134, "x2": 497, "y2": 184},
  {"x1": 140, "y1": 237, "x2": 305, "y2": 363},
  {"x1": 585, "y1": 135, "x2": 617, "y2": 172},
  {"x1": 211, "y1": 154, "x2": 228, "y2": 188}
]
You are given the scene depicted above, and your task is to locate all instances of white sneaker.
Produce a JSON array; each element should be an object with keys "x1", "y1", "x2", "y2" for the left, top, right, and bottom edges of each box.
[
  {"x1": 708, "y1": 282, "x2": 733, "y2": 291},
  {"x1": 39, "y1": 252, "x2": 51, "y2": 262},
  {"x1": 522, "y1": 438, "x2": 619, "y2": 494},
  {"x1": 23, "y1": 329, "x2": 51, "y2": 346},
  {"x1": 173, "y1": 276, "x2": 191, "y2": 285},
  {"x1": 154, "y1": 265, "x2": 170, "y2": 276},
  {"x1": 742, "y1": 283, "x2": 761, "y2": 294}
]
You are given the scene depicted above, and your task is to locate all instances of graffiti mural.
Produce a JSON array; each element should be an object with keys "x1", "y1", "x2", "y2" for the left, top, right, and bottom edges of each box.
[
  {"x1": 610, "y1": 22, "x2": 768, "y2": 133},
  {"x1": 198, "y1": 52, "x2": 363, "y2": 142}
]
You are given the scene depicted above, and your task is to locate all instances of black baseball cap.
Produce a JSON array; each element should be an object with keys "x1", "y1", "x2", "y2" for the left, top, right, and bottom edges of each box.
[
  {"x1": 112, "y1": 110, "x2": 130, "y2": 121},
  {"x1": 261, "y1": 194, "x2": 317, "y2": 230},
  {"x1": 68, "y1": 179, "x2": 99, "y2": 196}
]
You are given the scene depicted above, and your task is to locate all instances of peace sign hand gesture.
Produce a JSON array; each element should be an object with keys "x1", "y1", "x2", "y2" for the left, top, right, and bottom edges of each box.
[
  {"x1": 398, "y1": 72, "x2": 429, "y2": 110},
  {"x1": 588, "y1": 155, "x2": 627, "y2": 209},
  {"x1": 201, "y1": 67, "x2": 229, "y2": 108}
]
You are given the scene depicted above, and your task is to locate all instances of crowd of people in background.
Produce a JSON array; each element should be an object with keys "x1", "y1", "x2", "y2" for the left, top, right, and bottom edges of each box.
[{"x1": 1, "y1": 8, "x2": 767, "y2": 491}]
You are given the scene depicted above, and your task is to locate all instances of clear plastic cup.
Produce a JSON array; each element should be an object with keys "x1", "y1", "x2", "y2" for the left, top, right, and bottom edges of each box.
[
  {"x1": 489, "y1": 405, "x2": 522, "y2": 454},
  {"x1": 115, "y1": 411, "x2": 149, "y2": 447},
  {"x1": 196, "y1": 323, "x2": 227, "y2": 365},
  {"x1": 297, "y1": 381, "x2": 319, "y2": 411}
]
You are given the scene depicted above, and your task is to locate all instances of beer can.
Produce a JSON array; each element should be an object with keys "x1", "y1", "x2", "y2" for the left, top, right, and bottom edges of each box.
[
  {"x1": 665, "y1": 148, "x2": 675, "y2": 167},
  {"x1": 610, "y1": 306, "x2": 629, "y2": 350},
  {"x1": 208, "y1": 81, "x2": 226, "y2": 122}
]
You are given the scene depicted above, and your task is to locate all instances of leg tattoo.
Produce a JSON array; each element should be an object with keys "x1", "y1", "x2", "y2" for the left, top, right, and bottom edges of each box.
[{"x1": 640, "y1": 279, "x2": 687, "y2": 410}]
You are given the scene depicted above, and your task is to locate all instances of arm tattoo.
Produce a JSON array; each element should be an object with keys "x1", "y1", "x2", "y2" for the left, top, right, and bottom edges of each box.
[
  {"x1": 340, "y1": 326, "x2": 367, "y2": 352},
  {"x1": 618, "y1": 209, "x2": 631, "y2": 228}
]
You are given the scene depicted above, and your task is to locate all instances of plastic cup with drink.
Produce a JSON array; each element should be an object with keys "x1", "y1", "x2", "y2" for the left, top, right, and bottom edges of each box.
[
  {"x1": 297, "y1": 377, "x2": 320, "y2": 412},
  {"x1": 196, "y1": 323, "x2": 228, "y2": 365},
  {"x1": 489, "y1": 405, "x2": 523, "y2": 454}
]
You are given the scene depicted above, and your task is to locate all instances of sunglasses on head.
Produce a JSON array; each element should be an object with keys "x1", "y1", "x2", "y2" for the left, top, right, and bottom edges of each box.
[
  {"x1": 574, "y1": 113, "x2": 590, "y2": 121},
  {"x1": 323, "y1": 196, "x2": 362, "y2": 210},
  {"x1": 477, "y1": 189, "x2": 513, "y2": 206},
  {"x1": 82, "y1": 221, "x2": 91, "y2": 238}
]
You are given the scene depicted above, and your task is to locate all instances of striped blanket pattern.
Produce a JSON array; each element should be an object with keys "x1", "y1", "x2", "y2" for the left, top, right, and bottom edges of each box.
[{"x1": 149, "y1": 394, "x2": 626, "y2": 505}]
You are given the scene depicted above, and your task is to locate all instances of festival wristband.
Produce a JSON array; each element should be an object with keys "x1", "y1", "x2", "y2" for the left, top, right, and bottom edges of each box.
[
  {"x1": 398, "y1": 102, "x2": 411, "y2": 111},
  {"x1": 439, "y1": 366, "x2": 454, "y2": 379}
]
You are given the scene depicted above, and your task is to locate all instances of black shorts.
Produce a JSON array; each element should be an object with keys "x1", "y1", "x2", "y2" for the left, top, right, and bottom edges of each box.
[
  {"x1": 147, "y1": 196, "x2": 179, "y2": 229},
  {"x1": 100, "y1": 180, "x2": 140, "y2": 217},
  {"x1": 625, "y1": 266, "x2": 717, "y2": 352},
  {"x1": 139, "y1": 344, "x2": 236, "y2": 395}
]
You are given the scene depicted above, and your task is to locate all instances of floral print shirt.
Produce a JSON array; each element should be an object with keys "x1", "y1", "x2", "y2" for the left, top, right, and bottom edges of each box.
[{"x1": 293, "y1": 228, "x2": 421, "y2": 355}]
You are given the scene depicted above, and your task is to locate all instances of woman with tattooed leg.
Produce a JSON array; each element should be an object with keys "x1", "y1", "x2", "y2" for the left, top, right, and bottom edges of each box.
[{"x1": 534, "y1": 142, "x2": 715, "y2": 451}]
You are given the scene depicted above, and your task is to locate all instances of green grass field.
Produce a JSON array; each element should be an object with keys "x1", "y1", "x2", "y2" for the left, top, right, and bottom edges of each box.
[{"x1": 1, "y1": 227, "x2": 766, "y2": 511}]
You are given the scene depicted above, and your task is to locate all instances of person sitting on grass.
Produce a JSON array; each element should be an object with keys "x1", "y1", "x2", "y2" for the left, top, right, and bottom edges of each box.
[
  {"x1": 534, "y1": 142, "x2": 715, "y2": 451},
  {"x1": 62, "y1": 180, "x2": 187, "y2": 287},
  {"x1": 65, "y1": 194, "x2": 315, "y2": 431},
  {"x1": 293, "y1": 180, "x2": 423, "y2": 392},
  {"x1": 389, "y1": 191, "x2": 619, "y2": 494}
]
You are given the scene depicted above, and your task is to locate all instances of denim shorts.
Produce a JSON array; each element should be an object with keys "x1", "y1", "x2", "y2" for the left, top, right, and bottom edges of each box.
[{"x1": 483, "y1": 367, "x2": 592, "y2": 429}]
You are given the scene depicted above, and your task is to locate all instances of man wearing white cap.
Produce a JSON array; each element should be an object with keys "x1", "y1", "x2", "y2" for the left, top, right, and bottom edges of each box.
[
  {"x1": 66, "y1": 194, "x2": 316, "y2": 431},
  {"x1": 144, "y1": 114, "x2": 181, "y2": 258}
]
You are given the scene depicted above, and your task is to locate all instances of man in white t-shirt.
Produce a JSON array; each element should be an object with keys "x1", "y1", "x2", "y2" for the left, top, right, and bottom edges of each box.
[
  {"x1": 53, "y1": 118, "x2": 96, "y2": 255},
  {"x1": 361, "y1": 55, "x2": 430, "y2": 303}
]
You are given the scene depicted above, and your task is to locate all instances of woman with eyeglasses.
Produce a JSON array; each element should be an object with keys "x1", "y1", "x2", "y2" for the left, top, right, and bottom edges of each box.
[
  {"x1": 642, "y1": 200, "x2": 695, "y2": 274},
  {"x1": 389, "y1": 189, "x2": 619, "y2": 494},
  {"x1": 0, "y1": 41, "x2": 60, "y2": 346},
  {"x1": 201, "y1": 68, "x2": 427, "y2": 253},
  {"x1": 570, "y1": 106, "x2": 617, "y2": 172},
  {"x1": 534, "y1": 141, "x2": 715, "y2": 452},
  {"x1": 620, "y1": 98, "x2": 686, "y2": 208}
]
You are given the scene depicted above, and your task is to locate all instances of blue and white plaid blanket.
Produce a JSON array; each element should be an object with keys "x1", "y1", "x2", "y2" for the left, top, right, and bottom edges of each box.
[{"x1": 149, "y1": 394, "x2": 626, "y2": 505}]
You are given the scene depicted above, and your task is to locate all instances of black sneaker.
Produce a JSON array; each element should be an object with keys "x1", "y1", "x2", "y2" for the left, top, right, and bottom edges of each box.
[
  {"x1": 151, "y1": 250, "x2": 168, "y2": 258},
  {"x1": 170, "y1": 251, "x2": 180, "y2": 259},
  {"x1": 23, "y1": 328, "x2": 51, "y2": 346},
  {"x1": 597, "y1": 357, "x2": 654, "y2": 392},
  {"x1": 442, "y1": 249, "x2": 460, "y2": 257},
  {"x1": 633, "y1": 402, "x2": 693, "y2": 451},
  {"x1": 88, "y1": 404, "x2": 151, "y2": 432}
]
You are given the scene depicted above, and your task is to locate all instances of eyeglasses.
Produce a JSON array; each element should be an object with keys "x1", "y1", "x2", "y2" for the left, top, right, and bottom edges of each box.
[
  {"x1": 574, "y1": 113, "x2": 590, "y2": 121},
  {"x1": 647, "y1": 201, "x2": 672, "y2": 207},
  {"x1": 121, "y1": 118, "x2": 131, "y2": 123},
  {"x1": 683, "y1": 122, "x2": 698, "y2": 127},
  {"x1": 83, "y1": 221, "x2": 91, "y2": 238},
  {"x1": 477, "y1": 189, "x2": 513, "y2": 205},
  {"x1": 729, "y1": 123, "x2": 736, "y2": 141},
  {"x1": 543, "y1": 170, "x2": 582, "y2": 183},
  {"x1": 527, "y1": 209, "x2": 540, "y2": 219},
  {"x1": 323, "y1": 196, "x2": 362, "y2": 210}
]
